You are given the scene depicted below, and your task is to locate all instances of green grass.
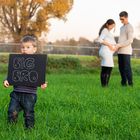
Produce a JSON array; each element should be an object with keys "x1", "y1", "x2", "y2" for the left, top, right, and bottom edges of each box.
[{"x1": 0, "y1": 73, "x2": 140, "y2": 140}]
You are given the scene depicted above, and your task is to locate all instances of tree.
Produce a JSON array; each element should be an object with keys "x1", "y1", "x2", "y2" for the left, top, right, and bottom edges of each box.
[
  {"x1": 0, "y1": 0, "x2": 73, "y2": 42},
  {"x1": 69, "y1": 38, "x2": 77, "y2": 46},
  {"x1": 78, "y1": 37, "x2": 93, "y2": 46}
]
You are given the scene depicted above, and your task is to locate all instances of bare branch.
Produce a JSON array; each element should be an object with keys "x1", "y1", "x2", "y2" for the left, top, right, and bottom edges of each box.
[
  {"x1": 29, "y1": 3, "x2": 40, "y2": 18},
  {"x1": 2, "y1": 6, "x2": 13, "y2": 32}
]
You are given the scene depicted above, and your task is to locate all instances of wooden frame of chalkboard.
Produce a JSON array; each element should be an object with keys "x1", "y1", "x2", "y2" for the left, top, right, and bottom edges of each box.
[{"x1": 7, "y1": 54, "x2": 47, "y2": 87}]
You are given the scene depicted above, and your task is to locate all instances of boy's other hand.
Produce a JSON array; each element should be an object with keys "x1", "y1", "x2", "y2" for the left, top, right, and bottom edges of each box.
[
  {"x1": 3, "y1": 80, "x2": 9, "y2": 88},
  {"x1": 41, "y1": 82, "x2": 48, "y2": 89}
]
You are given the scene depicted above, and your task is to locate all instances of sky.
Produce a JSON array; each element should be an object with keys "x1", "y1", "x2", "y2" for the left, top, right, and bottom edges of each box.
[{"x1": 47, "y1": 0, "x2": 140, "y2": 42}]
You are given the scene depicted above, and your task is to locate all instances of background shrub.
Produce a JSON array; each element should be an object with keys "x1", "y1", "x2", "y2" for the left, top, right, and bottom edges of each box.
[{"x1": 0, "y1": 53, "x2": 140, "y2": 75}]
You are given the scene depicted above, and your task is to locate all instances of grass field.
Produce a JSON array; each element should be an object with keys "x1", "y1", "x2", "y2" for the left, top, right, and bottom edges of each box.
[{"x1": 0, "y1": 73, "x2": 140, "y2": 140}]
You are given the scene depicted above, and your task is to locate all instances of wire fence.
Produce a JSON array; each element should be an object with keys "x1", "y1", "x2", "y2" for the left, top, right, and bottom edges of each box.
[{"x1": 0, "y1": 43, "x2": 140, "y2": 58}]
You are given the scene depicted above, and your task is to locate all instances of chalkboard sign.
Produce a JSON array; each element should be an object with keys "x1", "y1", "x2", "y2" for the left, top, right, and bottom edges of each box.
[{"x1": 7, "y1": 54, "x2": 47, "y2": 87}]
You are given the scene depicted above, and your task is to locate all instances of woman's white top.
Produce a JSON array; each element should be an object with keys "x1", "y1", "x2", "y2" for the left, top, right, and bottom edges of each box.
[{"x1": 98, "y1": 28, "x2": 116, "y2": 67}]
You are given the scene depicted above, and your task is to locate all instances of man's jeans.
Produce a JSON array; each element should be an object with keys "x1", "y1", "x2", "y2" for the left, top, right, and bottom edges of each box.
[
  {"x1": 118, "y1": 54, "x2": 133, "y2": 86},
  {"x1": 8, "y1": 91, "x2": 37, "y2": 128}
]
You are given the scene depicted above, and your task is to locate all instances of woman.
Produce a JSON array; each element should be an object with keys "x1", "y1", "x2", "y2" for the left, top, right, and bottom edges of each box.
[{"x1": 98, "y1": 19, "x2": 117, "y2": 87}]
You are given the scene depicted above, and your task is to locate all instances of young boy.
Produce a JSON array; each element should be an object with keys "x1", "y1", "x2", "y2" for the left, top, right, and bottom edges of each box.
[{"x1": 3, "y1": 35, "x2": 47, "y2": 129}]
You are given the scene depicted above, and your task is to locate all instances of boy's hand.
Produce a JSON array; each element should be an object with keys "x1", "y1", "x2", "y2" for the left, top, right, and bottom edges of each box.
[
  {"x1": 3, "y1": 80, "x2": 9, "y2": 88},
  {"x1": 41, "y1": 82, "x2": 48, "y2": 89}
]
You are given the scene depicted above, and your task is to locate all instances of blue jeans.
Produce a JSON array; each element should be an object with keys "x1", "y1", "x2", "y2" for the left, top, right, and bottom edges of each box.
[
  {"x1": 8, "y1": 91, "x2": 37, "y2": 129},
  {"x1": 118, "y1": 54, "x2": 133, "y2": 86}
]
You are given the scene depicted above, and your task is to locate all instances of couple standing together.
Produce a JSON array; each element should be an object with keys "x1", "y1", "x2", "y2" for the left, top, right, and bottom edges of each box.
[{"x1": 98, "y1": 11, "x2": 134, "y2": 87}]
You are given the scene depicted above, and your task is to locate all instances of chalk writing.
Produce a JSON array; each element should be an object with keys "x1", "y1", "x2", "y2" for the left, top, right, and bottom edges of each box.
[
  {"x1": 12, "y1": 70, "x2": 38, "y2": 83},
  {"x1": 13, "y1": 57, "x2": 35, "y2": 69},
  {"x1": 12, "y1": 57, "x2": 38, "y2": 83}
]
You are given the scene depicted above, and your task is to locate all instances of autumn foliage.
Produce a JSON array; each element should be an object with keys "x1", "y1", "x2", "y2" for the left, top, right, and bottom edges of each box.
[{"x1": 0, "y1": 0, "x2": 73, "y2": 42}]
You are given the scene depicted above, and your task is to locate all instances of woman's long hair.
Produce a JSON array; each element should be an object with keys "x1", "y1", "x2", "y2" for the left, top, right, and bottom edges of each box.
[{"x1": 99, "y1": 19, "x2": 115, "y2": 36}]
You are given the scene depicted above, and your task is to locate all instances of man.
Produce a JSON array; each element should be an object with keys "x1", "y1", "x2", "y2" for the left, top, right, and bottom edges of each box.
[{"x1": 117, "y1": 11, "x2": 134, "y2": 86}]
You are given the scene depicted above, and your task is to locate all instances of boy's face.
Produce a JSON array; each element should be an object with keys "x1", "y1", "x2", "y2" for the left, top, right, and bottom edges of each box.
[{"x1": 21, "y1": 42, "x2": 37, "y2": 54}]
